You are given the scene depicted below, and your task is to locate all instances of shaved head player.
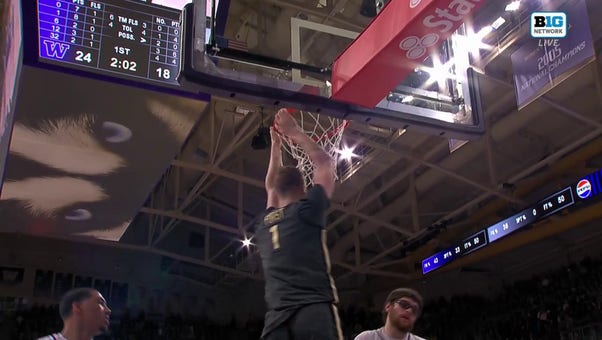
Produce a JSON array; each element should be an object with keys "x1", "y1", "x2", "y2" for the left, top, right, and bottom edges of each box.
[{"x1": 255, "y1": 109, "x2": 343, "y2": 340}]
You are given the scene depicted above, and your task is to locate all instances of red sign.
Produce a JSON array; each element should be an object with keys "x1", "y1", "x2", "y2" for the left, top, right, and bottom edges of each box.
[{"x1": 332, "y1": 0, "x2": 485, "y2": 108}]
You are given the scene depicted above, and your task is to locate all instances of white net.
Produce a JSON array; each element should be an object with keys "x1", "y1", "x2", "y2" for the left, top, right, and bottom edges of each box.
[{"x1": 279, "y1": 111, "x2": 348, "y2": 188}]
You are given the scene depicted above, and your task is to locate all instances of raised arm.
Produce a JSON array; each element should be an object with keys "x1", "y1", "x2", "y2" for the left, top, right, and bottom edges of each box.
[
  {"x1": 275, "y1": 109, "x2": 335, "y2": 198},
  {"x1": 265, "y1": 127, "x2": 282, "y2": 208}
]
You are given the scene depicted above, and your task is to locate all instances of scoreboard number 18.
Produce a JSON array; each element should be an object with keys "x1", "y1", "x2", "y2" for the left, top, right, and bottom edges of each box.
[{"x1": 156, "y1": 67, "x2": 171, "y2": 79}]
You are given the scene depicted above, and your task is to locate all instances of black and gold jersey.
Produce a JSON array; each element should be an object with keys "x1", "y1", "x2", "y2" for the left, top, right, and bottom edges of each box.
[{"x1": 256, "y1": 185, "x2": 339, "y2": 311}]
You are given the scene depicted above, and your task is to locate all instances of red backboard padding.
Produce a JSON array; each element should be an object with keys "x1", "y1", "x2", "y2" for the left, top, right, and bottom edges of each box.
[{"x1": 332, "y1": 0, "x2": 485, "y2": 108}]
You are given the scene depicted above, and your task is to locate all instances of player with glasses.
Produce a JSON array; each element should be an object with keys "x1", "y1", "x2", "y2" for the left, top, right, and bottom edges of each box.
[{"x1": 354, "y1": 288, "x2": 427, "y2": 340}]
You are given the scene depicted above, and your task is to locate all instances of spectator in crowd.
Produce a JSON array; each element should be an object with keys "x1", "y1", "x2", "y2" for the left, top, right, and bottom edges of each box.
[
  {"x1": 354, "y1": 288, "x2": 427, "y2": 340},
  {"x1": 2, "y1": 254, "x2": 602, "y2": 340}
]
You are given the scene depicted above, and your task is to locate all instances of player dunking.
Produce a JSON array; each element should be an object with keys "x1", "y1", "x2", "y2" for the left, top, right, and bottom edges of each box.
[{"x1": 255, "y1": 108, "x2": 343, "y2": 340}]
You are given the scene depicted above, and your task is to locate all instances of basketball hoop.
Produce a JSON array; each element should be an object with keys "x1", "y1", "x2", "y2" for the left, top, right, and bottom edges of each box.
[{"x1": 276, "y1": 109, "x2": 349, "y2": 188}]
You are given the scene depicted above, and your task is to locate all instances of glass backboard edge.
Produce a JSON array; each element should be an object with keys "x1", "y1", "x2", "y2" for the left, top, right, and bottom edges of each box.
[{"x1": 179, "y1": 3, "x2": 486, "y2": 140}]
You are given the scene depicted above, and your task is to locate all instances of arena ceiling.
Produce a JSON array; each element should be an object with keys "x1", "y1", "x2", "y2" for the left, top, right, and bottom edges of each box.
[
  {"x1": 118, "y1": 0, "x2": 602, "y2": 295},
  {"x1": 4, "y1": 0, "x2": 602, "y2": 300}
]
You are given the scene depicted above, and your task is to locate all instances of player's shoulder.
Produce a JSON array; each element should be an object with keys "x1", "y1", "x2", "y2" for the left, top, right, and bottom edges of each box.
[
  {"x1": 353, "y1": 329, "x2": 379, "y2": 340},
  {"x1": 262, "y1": 207, "x2": 285, "y2": 225},
  {"x1": 307, "y1": 183, "x2": 327, "y2": 196},
  {"x1": 37, "y1": 334, "x2": 60, "y2": 340},
  {"x1": 300, "y1": 184, "x2": 329, "y2": 205},
  {"x1": 410, "y1": 334, "x2": 428, "y2": 340}
]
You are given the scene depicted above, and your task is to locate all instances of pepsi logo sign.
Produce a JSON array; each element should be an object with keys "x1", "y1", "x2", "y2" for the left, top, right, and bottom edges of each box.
[{"x1": 576, "y1": 179, "x2": 592, "y2": 199}]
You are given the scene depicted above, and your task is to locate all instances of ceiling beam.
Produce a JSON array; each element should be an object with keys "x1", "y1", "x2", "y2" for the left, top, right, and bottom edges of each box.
[
  {"x1": 140, "y1": 207, "x2": 241, "y2": 235},
  {"x1": 361, "y1": 129, "x2": 602, "y2": 270},
  {"x1": 327, "y1": 142, "x2": 450, "y2": 232},
  {"x1": 359, "y1": 138, "x2": 523, "y2": 204},
  {"x1": 409, "y1": 172, "x2": 420, "y2": 232},
  {"x1": 12, "y1": 232, "x2": 262, "y2": 281},
  {"x1": 331, "y1": 203, "x2": 412, "y2": 236},
  {"x1": 172, "y1": 160, "x2": 264, "y2": 187},
  {"x1": 155, "y1": 111, "x2": 264, "y2": 245},
  {"x1": 442, "y1": 198, "x2": 602, "y2": 274},
  {"x1": 172, "y1": 160, "x2": 410, "y2": 234},
  {"x1": 480, "y1": 69, "x2": 602, "y2": 130}
]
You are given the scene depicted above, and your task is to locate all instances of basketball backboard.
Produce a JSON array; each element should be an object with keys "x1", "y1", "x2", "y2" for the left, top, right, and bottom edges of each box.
[{"x1": 180, "y1": 0, "x2": 487, "y2": 139}]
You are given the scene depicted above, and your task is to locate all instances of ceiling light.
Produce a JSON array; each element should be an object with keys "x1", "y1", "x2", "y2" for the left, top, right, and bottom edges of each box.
[
  {"x1": 491, "y1": 16, "x2": 506, "y2": 30},
  {"x1": 235, "y1": 106, "x2": 252, "y2": 115},
  {"x1": 241, "y1": 237, "x2": 252, "y2": 248},
  {"x1": 419, "y1": 60, "x2": 456, "y2": 85},
  {"x1": 462, "y1": 34, "x2": 492, "y2": 56},
  {"x1": 505, "y1": 0, "x2": 520, "y2": 12},
  {"x1": 337, "y1": 145, "x2": 357, "y2": 162},
  {"x1": 477, "y1": 26, "x2": 493, "y2": 38}
]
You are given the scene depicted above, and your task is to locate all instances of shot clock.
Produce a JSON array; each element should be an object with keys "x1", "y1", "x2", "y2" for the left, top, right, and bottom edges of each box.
[{"x1": 37, "y1": 0, "x2": 181, "y2": 85}]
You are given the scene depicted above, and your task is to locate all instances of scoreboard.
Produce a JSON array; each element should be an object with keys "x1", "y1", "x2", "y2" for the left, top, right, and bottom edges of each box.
[
  {"x1": 36, "y1": 0, "x2": 182, "y2": 85},
  {"x1": 422, "y1": 168, "x2": 602, "y2": 275}
]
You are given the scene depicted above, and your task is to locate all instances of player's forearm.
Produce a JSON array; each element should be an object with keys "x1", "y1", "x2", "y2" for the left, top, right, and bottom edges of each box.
[
  {"x1": 289, "y1": 129, "x2": 332, "y2": 167},
  {"x1": 265, "y1": 143, "x2": 283, "y2": 188}
]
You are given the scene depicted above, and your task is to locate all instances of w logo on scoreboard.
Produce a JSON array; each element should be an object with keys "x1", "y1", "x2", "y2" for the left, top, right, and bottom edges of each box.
[{"x1": 42, "y1": 40, "x2": 70, "y2": 59}]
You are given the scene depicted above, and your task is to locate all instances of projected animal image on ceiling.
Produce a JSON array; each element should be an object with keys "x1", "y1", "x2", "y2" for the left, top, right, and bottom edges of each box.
[{"x1": 0, "y1": 67, "x2": 207, "y2": 240}]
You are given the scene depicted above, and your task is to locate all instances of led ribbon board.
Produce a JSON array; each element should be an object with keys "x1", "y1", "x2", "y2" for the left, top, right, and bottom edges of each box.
[{"x1": 422, "y1": 168, "x2": 602, "y2": 274}]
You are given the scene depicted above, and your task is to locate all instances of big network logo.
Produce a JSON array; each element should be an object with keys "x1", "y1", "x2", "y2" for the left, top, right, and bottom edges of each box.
[{"x1": 531, "y1": 12, "x2": 567, "y2": 38}]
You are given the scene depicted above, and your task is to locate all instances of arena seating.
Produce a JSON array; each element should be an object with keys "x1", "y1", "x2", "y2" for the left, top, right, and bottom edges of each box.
[{"x1": 1, "y1": 255, "x2": 600, "y2": 339}]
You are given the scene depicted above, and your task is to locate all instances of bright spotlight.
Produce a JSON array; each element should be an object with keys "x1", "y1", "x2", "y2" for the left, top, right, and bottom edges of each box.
[
  {"x1": 505, "y1": 0, "x2": 520, "y2": 11},
  {"x1": 241, "y1": 237, "x2": 252, "y2": 248},
  {"x1": 419, "y1": 59, "x2": 456, "y2": 86},
  {"x1": 477, "y1": 26, "x2": 493, "y2": 39},
  {"x1": 462, "y1": 28, "x2": 494, "y2": 57},
  {"x1": 340, "y1": 146, "x2": 355, "y2": 161},
  {"x1": 337, "y1": 145, "x2": 357, "y2": 162}
]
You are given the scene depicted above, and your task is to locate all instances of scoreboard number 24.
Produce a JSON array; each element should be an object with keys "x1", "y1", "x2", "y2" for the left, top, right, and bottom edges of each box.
[{"x1": 75, "y1": 50, "x2": 93, "y2": 63}]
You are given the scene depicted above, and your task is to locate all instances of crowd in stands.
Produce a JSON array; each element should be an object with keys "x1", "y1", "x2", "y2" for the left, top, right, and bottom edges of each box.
[
  {"x1": 339, "y1": 256, "x2": 602, "y2": 340},
  {"x1": 0, "y1": 306, "x2": 264, "y2": 340},
  {"x1": 1, "y1": 256, "x2": 601, "y2": 339},
  {"x1": 416, "y1": 256, "x2": 602, "y2": 340}
]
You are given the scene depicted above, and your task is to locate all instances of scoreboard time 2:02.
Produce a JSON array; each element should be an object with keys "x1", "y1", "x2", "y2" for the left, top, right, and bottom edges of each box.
[{"x1": 37, "y1": 0, "x2": 181, "y2": 86}]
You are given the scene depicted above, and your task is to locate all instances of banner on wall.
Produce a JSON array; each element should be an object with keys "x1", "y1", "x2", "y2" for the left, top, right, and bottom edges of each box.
[
  {"x1": 53, "y1": 272, "x2": 74, "y2": 299},
  {"x1": 0, "y1": 266, "x2": 24, "y2": 286},
  {"x1": 33, "y1": 270, "x2": 54, "y2": 298},
  {"x1": 511, "y1": 0, "x2": 595, "y2": 110}
]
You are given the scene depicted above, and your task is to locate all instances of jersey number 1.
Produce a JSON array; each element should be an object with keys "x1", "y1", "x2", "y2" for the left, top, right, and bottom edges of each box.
[{"x1": 269, "y1": 225, "x2": 280, "y2": 250}]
